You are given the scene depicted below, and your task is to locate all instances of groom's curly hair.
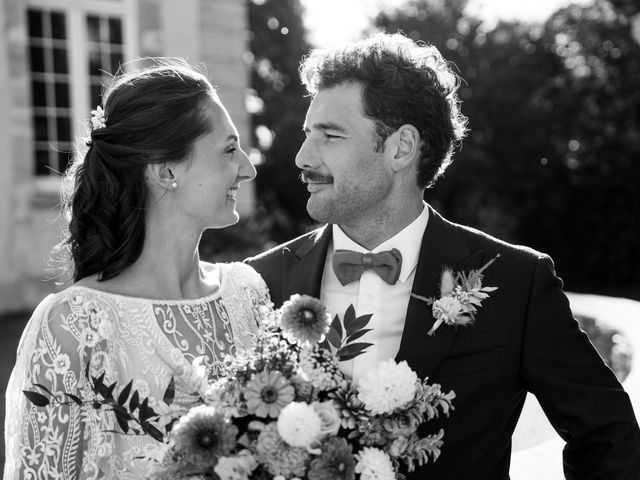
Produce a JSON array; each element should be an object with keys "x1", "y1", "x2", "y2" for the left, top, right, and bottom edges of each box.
[
  {"x1": 56, "y1": 59, "x2": 216, "y2": 282},
  {"x1": 299, "y1": 32, "x2": 468, "y2": 189}
]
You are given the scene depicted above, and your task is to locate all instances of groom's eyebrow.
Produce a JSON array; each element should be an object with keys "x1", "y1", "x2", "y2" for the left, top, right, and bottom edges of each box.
[{"x1": 306, "y1": 122, "x2": 347, "y2": 133}]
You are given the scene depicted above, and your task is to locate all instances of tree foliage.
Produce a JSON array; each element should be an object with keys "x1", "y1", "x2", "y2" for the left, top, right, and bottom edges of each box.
[
  {"x1": 247, "y1": 0, "x2": 314, "y2": 237},
  {"x1": 375, "y1": 0, "x2": 640, "y2": 293}
]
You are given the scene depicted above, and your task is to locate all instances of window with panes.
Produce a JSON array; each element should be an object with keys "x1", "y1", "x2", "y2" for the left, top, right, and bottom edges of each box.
[{"x1": 27, "y1": 3, "x2": 129, "y2": 177}]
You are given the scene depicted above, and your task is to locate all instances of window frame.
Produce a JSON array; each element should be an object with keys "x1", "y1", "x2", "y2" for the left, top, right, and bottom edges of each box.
[{"x1": 27, "y1": 0, "x2": 138, "y2": 193}]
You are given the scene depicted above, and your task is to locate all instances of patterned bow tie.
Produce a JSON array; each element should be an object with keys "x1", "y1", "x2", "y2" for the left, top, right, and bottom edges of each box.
[{"x1": 332, "y1": 248, "x2": 403, "y2": 286}]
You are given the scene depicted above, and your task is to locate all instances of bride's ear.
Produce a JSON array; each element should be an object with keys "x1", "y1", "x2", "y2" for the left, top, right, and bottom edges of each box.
[{"x1": 146, "y1": 163, "x2": 178, "y2": 191}]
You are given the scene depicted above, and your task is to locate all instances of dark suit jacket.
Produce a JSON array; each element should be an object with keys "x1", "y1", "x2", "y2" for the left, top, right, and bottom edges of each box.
[{"x1": 246, "y1": 206, "x2": 640, "y2": 479}]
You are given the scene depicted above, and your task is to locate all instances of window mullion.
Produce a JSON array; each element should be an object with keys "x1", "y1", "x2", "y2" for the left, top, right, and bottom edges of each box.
[{"x1": 68, "y1": 7, "x2": 88, "y2": 145}]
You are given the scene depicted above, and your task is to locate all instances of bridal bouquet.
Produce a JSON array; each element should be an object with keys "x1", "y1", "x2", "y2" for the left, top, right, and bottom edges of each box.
[
  {"x1": 148, "y1": 295, "x2": 455, "y2": 480},
  {"x1": 25, "y1": 295, "x2": 455, "y2": 480}
]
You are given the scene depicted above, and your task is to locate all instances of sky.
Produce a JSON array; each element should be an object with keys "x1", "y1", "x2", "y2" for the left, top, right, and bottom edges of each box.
[{"x1": 301, "y1": 0, "x2": 593, "y2": 47}]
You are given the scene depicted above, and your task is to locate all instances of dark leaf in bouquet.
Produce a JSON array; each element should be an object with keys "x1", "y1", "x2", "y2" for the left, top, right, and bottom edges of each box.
[
  {"x1": 345, "y1": 313, "x2": 372, "y2": 337},
  {"x1": 129, "y1": 390, "x2": 140, "y2": 412},
  {"x1": 138, "y1": 398, "x2": 149, "y2": 420},
  {"x1": 104, "y1": 381, "x2": 117, "y2": 402},
  {"x1": 318, "y1": 338, "x2": 331, "y2": 350},
  {"x1": 111, "y1": 404, "x2": 130, "y2": 418},
  {"x1": 342, "y1": 305, "x2": 357, "y2": 335},
  {"x1": 63, "y1": 392, "x2": 83, "y2": 405},
  {"x1": 32, "y1": 383, "x2": 54, "y2": 396},
  {"x1": 115, "y1": 410, "x2": 130, "y2": 433},
  {"x1": 145, "y1": 422, "x2": 164, "y2": 442},
  {"x1": 138, "y1": 398, "x2": 157, "y2": 421},
  {"x1": 163, "y1": 377, "x2": 175, "y2": 405},
  {"x1": 117, "y1": 380, "x2": 133, "y2": 406},
  {"x1": 92, "y1": 372, "x2": 106, "y2": 391},
  {"x1": 346, "y1": 328, "x2": 372, "y2": 343},
  {"x1": 165, "y1": 417, "x2": 178, "y2": 434},
  {"x1": 327, "y1": 318, "x2": 343, "y2": 349},
  {"x1": 23, "y1": 390, "x2": 50, "y2": 407},
  {"x1": 337, "y1": 342, "x2": 373, "y2": 361}
]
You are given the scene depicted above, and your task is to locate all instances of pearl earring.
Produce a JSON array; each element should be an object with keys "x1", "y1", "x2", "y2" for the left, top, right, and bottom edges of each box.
[{"x1": 170, "y1": 181, "x2": 178, "y2": 190}]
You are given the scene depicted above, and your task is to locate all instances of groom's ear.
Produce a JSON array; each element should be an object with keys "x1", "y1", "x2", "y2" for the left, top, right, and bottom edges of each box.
[
  {"x1": 146, "y1": 162, "x2": 176, "y2": 190},
  {"x1": 387, "y1": 124, "x2": 420, "y2": 172}
]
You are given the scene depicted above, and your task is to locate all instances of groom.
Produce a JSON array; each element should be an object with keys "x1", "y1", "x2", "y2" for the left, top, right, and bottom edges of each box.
[{"x1": 246, "y1": 33, "x2": 640, "y2": 478}]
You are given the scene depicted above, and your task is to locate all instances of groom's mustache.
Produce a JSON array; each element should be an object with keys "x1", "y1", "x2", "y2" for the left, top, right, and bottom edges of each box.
[{"x1": 299, "y1": 170, "x2": 334, "y2": 184}]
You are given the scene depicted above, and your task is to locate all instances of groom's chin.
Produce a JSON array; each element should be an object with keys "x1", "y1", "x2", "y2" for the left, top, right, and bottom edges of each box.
[{"x1": 306, "y1": 199, "x2": 333, "y2": 224}]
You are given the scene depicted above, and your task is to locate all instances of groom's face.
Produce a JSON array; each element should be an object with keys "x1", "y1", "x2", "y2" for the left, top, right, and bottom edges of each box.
[{"x1": 296, "y1": 82, "x2": 394, "y2": 228}]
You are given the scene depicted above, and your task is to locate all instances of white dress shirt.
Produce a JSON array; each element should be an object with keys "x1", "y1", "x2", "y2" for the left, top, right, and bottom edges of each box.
[{"x1": 320, "y1": 203, "x2": 429, "y2": 381}]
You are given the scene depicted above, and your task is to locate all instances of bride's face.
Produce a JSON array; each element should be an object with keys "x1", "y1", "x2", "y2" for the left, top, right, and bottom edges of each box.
[{"x1": 172, "y1": 100, "x2": 256, "y2": 229}]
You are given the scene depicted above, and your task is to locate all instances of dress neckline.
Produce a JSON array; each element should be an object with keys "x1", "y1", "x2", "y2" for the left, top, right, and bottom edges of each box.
[{"x1": 66, "y1": 264, "x2": 227, "y2": 305}]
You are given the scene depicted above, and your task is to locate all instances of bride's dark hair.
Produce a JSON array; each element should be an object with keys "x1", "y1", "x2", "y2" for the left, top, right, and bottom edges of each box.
[{"x1": 57, "y1": 59, "x2": 217, "y2": 282}]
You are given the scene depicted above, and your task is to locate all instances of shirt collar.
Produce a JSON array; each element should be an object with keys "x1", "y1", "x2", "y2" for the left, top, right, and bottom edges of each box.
[{"x1": 331, "y1": 203, "x2": 429, "y2": 283}]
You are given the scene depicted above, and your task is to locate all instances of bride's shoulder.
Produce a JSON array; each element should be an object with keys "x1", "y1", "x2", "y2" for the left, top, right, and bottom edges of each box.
[{"x1": 202, "y1": 261, "x2": 267, "y2": 290}]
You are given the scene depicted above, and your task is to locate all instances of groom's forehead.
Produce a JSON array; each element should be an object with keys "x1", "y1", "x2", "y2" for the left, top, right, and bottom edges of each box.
[{"x1": 305, "y1": 86, "x2": 368, "y2": 126}]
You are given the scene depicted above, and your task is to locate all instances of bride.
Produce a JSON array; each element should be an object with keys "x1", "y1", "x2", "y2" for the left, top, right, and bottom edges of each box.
[{"x1": 3, "y1": 59, "x2": 269, "y2": 479}]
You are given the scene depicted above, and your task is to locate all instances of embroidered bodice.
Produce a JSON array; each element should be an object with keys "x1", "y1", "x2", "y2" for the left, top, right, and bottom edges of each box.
[{"x1": 3, "y1": 262, "x2": 270, "y2": 480}]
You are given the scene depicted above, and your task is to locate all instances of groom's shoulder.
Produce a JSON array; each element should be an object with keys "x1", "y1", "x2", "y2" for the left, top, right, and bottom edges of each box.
[
  {"x1": 443, "y1": 213, "x2": 549, "y2": 263},
  {"x1": 245, "y1": 225, "x2": 328, "y2": 265}
]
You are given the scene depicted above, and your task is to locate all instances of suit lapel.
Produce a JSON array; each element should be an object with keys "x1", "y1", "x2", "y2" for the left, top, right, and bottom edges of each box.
[
  {"x1": 396, "y1": 207, "x2": 485, "y2": 379},
  {"x1": 281, "y1": 225, "x2": 332, "y2": 303}
]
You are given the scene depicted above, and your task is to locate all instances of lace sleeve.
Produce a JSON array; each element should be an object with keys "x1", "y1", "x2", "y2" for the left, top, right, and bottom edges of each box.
[
  {"x1": 3, "y1": 292, "x2": 116, "y2": 480},
  {"x1": 236, "y1": 262, "x2": 273, "y2": 324},
  {"x1": 221, "y1": 263, "x2": 273, "y2": 351}
]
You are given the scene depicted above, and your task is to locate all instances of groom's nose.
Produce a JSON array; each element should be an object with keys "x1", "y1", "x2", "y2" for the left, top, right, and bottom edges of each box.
[{"x1": 295, "y1": 137, "x2": 316, "y2": 170}]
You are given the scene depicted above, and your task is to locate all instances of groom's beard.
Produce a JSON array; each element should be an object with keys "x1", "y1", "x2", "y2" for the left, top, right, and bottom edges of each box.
[{"x1": 299, "y1": 170, "x2": 334, "y2": 184}]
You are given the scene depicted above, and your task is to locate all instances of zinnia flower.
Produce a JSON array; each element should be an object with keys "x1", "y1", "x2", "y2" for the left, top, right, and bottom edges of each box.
[
  {"x1": 308, "y1": 437, "x2": 356, "y2": 480},
  {"x1": 354, "y1": 447, "x2": 395, "y2": 480},
  {"x1": 279, "y1": 294, "x2": 331, "y2": 344},
  {"x1": 244, "y1": 371, "x2": 295, "y2": 418},
  {"x1": 357, "y1": 359, "x2": 418, "y2": 415},
  {"x1": 256, "y1": 422, "x2": 308, "y2": 477},
  {"x1": 277, "y1": 402, "x2": 322, "y2": 447},
  {"x1": 170, "y1": 405, "x2": 238, "y2": 468}
]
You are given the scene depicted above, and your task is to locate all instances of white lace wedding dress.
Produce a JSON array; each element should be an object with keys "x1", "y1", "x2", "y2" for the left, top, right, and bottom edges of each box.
[{"x1": 3, "y1": 262, "x2": 270, "y2": 480}]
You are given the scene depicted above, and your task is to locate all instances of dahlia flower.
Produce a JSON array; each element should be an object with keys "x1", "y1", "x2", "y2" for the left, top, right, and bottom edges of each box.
[
  {"x1": 308, "y1": 437, "x2": 356, "y2": 480},
  {"x1": 354, "y1": 447, "x2": 395, "y2": 480},
  {"x1": 277, "y1": 401, "x2": 322, "y2": 447},
  {"x1": 279, "y1": 294, "x2": 331, "y2": 344},
  {"x1": 357, "y1": 359, "x2": 418, "y2": 415},
  {"x1": 170, "y1": 405, "x2": 238, "y2": 468},
  {"x1": 256, "y1": 422, "x2": 308, "y2": 477}
]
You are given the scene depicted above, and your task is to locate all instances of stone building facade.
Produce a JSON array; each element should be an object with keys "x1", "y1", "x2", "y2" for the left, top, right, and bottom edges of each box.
[{"x1": 0, "y1": 0, "x2": 254, "y2": 313}]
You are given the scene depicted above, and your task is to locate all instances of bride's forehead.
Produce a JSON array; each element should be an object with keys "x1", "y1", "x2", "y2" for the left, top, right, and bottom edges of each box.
[{"x1": 205, "y1": 101, "x2": 239, "y2": 139}]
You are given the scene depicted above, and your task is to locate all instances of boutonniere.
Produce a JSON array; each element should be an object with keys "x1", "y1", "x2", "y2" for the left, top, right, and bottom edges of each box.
[{"x1": 412, "y1": 254, "x2": 500, "y2": 336}]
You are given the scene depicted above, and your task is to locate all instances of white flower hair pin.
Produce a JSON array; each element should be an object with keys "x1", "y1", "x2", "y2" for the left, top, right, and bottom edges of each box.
[
  {"x1": 90, "y1": 106, "x2": 106, "y2": 130},
  {"x1": 412, "y1": 254, "x2": 500, "y2": 336}
]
